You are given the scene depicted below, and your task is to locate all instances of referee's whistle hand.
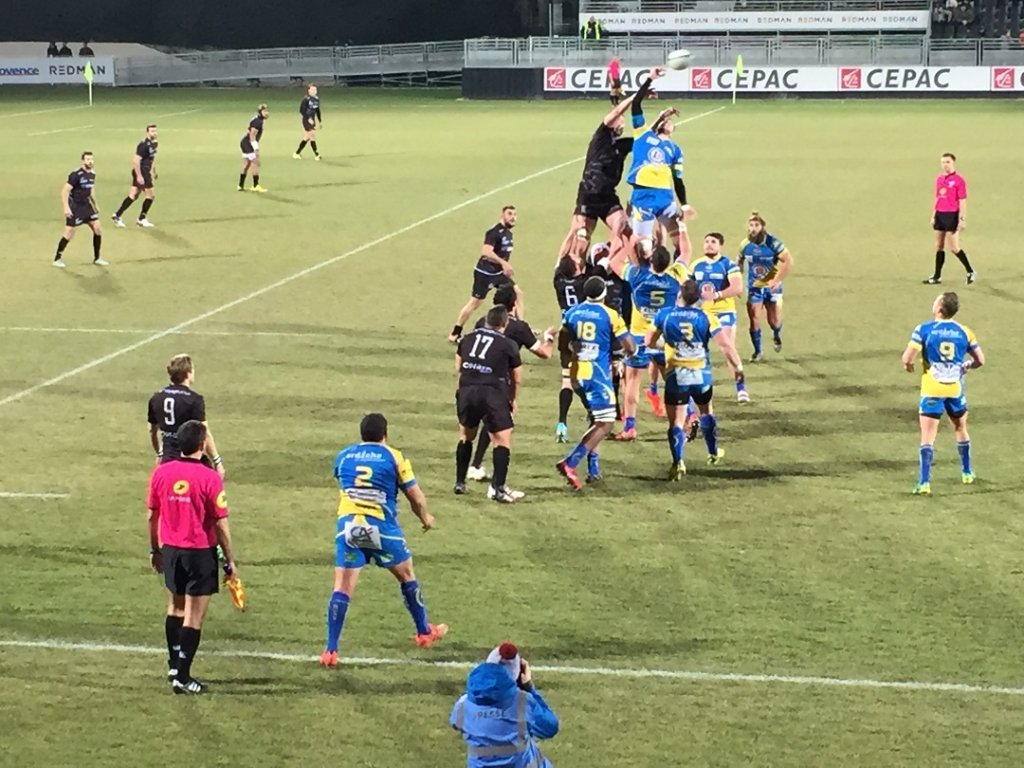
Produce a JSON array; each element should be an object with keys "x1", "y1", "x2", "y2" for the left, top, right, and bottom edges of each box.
[{"x1": 150, "y1": 552, "x2": 164, "y2": 574}]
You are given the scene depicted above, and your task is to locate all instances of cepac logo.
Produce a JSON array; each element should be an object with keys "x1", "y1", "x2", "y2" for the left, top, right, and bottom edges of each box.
[
  {"x1": 690, "y1": 68, "x2": 712, "y2": 90},
  {"x1": 840, "y1": 67, "x2": 862, "y2": 90},
  {"x1": 992, "y1": 67, "x2": 1015, "y2": 90},
  {"x1": 545, "y1": 68, "x2": 566, "y2": 90}
]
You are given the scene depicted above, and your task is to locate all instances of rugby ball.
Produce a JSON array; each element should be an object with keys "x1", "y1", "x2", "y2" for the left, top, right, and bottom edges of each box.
[{"x1": 666, "y1": 49, "x2": 693, "y2": 71}]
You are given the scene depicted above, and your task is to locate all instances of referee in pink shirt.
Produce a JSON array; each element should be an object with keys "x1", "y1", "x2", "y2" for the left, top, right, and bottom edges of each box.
[
  {"x1": 147, "y1": 419, "x2": 236, "y2": 695},
  {"x1": 925, "y1": 153, "x2": 975, "y2": 286}
]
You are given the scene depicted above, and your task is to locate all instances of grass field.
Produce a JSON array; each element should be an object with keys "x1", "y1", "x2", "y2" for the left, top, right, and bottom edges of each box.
[{"x1": 2, "y1": 86, "x2": 1024, "y2": 767}]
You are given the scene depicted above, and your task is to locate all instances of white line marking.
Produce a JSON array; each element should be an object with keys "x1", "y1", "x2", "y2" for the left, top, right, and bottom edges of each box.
[
  {"x1": 1, "y1": 326, "x2": 335, "y2": 339},
  {"x1": 153, "y1": 108, "x2": 202, "y2": 118},
  {"x1": 4, "y1": 104, "x2": 91, "y2": 119},
  {"x1": 0, "y1": 107, "x2": 725, "y2": 410},
  {"x1": 0, "y1": 492, "x2": 69, "y2": 499},
  {"x1": 1, "y1": 638, "x2": 1020, "y2": 696},
  {"x1": 28, "y1": 124, "x2": 95, "y2": 137}
]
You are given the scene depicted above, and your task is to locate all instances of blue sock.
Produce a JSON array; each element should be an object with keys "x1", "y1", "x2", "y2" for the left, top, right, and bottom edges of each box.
[
  {"x1": 668, "y1": 426, "x2": 685, "y2": 463},
  {"x1": 700, "y1": 414, "x2": 718, "y2": 457},
  {"x1": 565, "y1": 441, "x2": 589, "y2": 469},
  {"x1": 685, "y1": 399, "x2": 697, "y2": 422},
  {"x1": 735, "y1": 378, "x2": 746, "y2": 393},
  {"x1": 325, "y1": 590, "x2": 350, "y2": 653},
  {"x1": 400, "y1": 580, "x2": 430, "y2": 635},
  {"x1": 957, "y1": 440, "x2": 972, "y2": 475},
  {"x1": 587, "y1": 451, "x2": 600, "y2": 477},
  {"x1": 624, "y1": 416, "x2": 636, "y2": 432},
  {"x1": 771, "y1": 323, "x2": 783, "y2": 342},
  {"x1": 919, "y1": 445, "x2": 934, "y2": 484},
  {"x1": 648, "y1": 381, "x2": 658, "y2": 396},
  {"x1": 751, "y1": 329, "x2": 763, "y2": 355}
]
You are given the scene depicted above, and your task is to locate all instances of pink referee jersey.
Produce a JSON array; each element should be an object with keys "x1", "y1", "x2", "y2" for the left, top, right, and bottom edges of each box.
[
  {"x1": 147, "y1": 458, "x2": 228, "y2": 549},
  {"x1": 935, "y1": 172, "x2": 967, "y2": 214}
]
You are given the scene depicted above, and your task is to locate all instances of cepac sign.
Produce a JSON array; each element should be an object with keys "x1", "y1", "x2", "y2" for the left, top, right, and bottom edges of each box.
[
  {"x1": 837, "y1": 66, "x2": 989, "y2": 91},
  {"x1": 0, "y1": 57, "x2": 115, "y2": 85},
  {"x1": 544, "y1": 66, "x2": 652, "y2": 91},
  {"x1": 689, "y1": 67, "x2": 835, "y2": 92}
]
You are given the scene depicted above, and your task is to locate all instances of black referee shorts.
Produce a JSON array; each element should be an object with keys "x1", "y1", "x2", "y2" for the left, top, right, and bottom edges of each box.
[
  {"x1": 933, "y1": 211, "x2": 960, "y2": 232},
  {"x1": 163, "y1": 545, "x2": 219, "y2": 597}
]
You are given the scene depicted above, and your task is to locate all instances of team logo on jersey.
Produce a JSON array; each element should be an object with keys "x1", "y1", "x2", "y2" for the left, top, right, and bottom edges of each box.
[
  {"x1": 173, "y1": 480, "x2": 190, "y2": 495},
  {"x1": 215, "y1": 491, "x2": 228, "y2": 509}
]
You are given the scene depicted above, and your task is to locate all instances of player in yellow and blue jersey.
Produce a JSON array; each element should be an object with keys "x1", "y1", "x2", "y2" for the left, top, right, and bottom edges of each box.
[
  {"x1": 689, "y1": 232, "x2": 749, "y2": 403},
  {"x1": 557, "y1": 276, "x2": 635, "y2": 490},
  {"x1": 648, "y1": 279, "x2": 743, "y2": 480},
  {"x1": 626, "y1": 97, "x2": 693, "y2": 264},
  {"x1": 611, "y1": 245, "x2": 684, "y2": 440},
  {"x1": 320, "y1": 413, "x2": 447, "y2": 668},
  {"x1": 738, "y1": 212, "x2": 793, "y2": 362},
  {"x1": 901, "y1": 293, "x2": 985, "y2": 495}
]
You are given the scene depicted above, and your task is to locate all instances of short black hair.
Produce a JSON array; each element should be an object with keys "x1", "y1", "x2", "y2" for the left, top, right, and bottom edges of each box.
[
  {"x1": 485, "y1": 305, "x2": 509, "y2": 329},
  {"x1": 705, "y1": 232, "x2": 725, "y2": 245},
  {"x1": 555, "y1": 254, "x2": 578, "y2": 280},
  {"x1": 502, "y1": 205, "x2": 516, "y2": 213},
  {"x1": 651, "y1": 245, "x2": 672, "y2": 272},
  {"x1": 583, "y1": 275, "x2": 606, "y2": 300},
  {"x1": 493, "y1": 283, "x2": 517, "y2": 311},
  {"x1": 81, "y1": 151, "x2": 92, "y2": 159},
  {"x1": 360, "y1": 413, "x2": 388, "y2": 442},
  {"x1": 938, "y1": 292, "x2": 959, "y2": 319},
  {"x1": 942, "y1": 152, "x2": 957, "y2": 162},
  {"x1": 681, "y1": 279, "x2": 701, "y2": 306},
  {"x1": 146, "y1": 123, "x2": 157, "y2": 131},
  {"x1": 177, "y1": 420, "x2": 207, "y2": 456}
]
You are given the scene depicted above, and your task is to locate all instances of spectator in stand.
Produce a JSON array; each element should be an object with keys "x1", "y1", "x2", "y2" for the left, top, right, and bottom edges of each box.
[
  {"x1": 580, "y1": 15, "x2": 604, "y2": 40},
  {"x1": 58, "y1": 42, "x2": 73, "y2": 57},
  {"x1": 46, "y1": 41, "x2": 59, "y2": 57},
  {"x1": 79, "y1": 41, "x2": 95, "y2": 56}
]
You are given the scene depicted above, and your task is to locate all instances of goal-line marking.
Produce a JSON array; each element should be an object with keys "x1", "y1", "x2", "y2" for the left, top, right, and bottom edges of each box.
[
  {"x1": 0, "y1": 492, "x2": 69, "y2": 500},
  {"x1": 1, "y1": 637, "x2": 1021, "y2": 696},
  {"x1": 0, "y1": 105, "x2": 725, "y2": 410}
]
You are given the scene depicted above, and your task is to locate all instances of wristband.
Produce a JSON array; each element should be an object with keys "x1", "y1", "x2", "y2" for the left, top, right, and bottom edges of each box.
[
  {"x1": 543, "y1": 333, "x2": 555, "y2": 343},
  {"x1": 156, "y1": 451, "x2": 163, "y2": 459},
  {"x1": 150, "y1": 547, "x2": 159, "y2": 555},
  {"x1": 213, "y1": 455, "x2": 223, "y2": 466}
]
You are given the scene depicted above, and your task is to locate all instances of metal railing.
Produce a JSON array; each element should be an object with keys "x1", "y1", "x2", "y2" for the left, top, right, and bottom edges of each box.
[
  {"x1": 465, "y1": 35, "x2": 1024, "y2": 66},
  {"x1": 579, "y1": 0, "x2": 930, "y2": 12},
  {"x1": 115, "y1": 41, "x2": 465, "y2": 86}
]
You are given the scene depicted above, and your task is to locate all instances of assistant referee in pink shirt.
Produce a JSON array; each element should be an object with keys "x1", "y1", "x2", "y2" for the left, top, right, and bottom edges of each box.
[
  {"x1": 147, "y1": 419, "x2": 237, "y2": 695},
  {"x1": 924, "y1": 152, "x2": 975, "y2": 286}
]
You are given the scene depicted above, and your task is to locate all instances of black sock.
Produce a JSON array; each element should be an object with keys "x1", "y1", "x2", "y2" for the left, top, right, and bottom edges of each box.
[
  {"x1": 140, "y1": 198, "x2": 153, "y2": 219},
  {"x1": 613, "y1": 369, "x2": 623, "y2": 419},
  {"x1": 451, "y1": 324, "x2": 463, "y2": 338},
  {"x1": 472, "y1": 430, "x2": 491, "y2": 468},
  {"x1": 310, "y1": 140, "x2": 319, "y2": 155},
  {"x1": 238, "y1": 173, "x2": 246, "y2": 188},
  {"x1": 296, "y1": 140, "x2": 307, "y2": 154},
  {"x1": 455, "y1": 440, "x2": 472, "y2": 484},
  {"x1": 934, "y1": 250, "x2": 945, "y2": 278},
  {"x1": 492, "y1": 446, "x2": 510, "y2": 490},
  {"x1": 92, "y1": 234, "x2": 101, "y2": 260},
  {"x1": 558, "y1": 388, "x2": 573, "y2": 423},
  {"x1": 55, "y1": 237, "x2": 69, "y2": 260},
  {"x1": 252, "y1": 175, "x2": 260, "y2": 188},
  {"x1": 115, "y1": 196, "x2": 134, "y2": 217},
  {"x1": 955, "y1": 249, "x2": 974, "y2": 273},
  {"x1": 165, "y1": 615, "x2": 183, "y2": 668},
  {"x1": 176, "y1": 626, "x2": 201, "y2": 682}
]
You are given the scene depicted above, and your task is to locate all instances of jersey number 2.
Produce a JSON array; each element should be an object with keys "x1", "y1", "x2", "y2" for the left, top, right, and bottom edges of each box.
[{"x1": 355, "y1": 466, "x2": 374, "y2": 487}]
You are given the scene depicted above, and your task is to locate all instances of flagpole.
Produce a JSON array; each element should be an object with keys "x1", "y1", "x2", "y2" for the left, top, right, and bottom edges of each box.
[
  {"x1": 88, "y1": 81, "x2": 93, "y2": 106},
  {"x1": 732, "y1": 55, "x2": 743, "y2": 106},
  {"x1": 84, "y1": 61, "x2": 94, "y2": 106}
]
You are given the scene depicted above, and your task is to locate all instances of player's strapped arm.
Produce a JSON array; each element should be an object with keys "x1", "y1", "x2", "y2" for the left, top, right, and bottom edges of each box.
[
  {"x1": 528, "y1": 325, "x2": 558, "y2": 360},
  {"x1": 715, "y1": 271, "x2": 744, "y2": 301},
  {"x1": 202, "y1": 423, "x2": 225, "y2": 476},
  {"x1": 60, "y1": 181, "x2": 72, "y2": 215}
]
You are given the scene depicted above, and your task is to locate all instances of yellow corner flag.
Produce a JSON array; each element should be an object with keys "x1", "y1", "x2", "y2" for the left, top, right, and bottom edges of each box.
[
  {"x1": 83, "y1": 60, "x2": 94, "y2": 106},
  {"x1": 732, "y1": 55, "x2": 743, "y2": 105}
]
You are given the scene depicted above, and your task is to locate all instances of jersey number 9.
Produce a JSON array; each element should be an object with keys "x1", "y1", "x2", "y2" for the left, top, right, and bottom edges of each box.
[{"x1": 938, "y1": 341, "x2": 957, "y2": 361}]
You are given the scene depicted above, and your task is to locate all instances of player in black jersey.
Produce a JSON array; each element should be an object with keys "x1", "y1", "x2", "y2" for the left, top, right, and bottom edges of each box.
[
  {"x1": 553, "y1": 253, "x2": 588, "y2": 442},
  {"x1": 238, "y1": 104, "x2": 269, "y2": 192},
  {"x1": 54, "y1": 151, "x2": 107, "y2": 268},
  {"x1": 112, "y1": 124, "x2": 159, "y2": 228},
  {"x1": 293, "y1": 84, "x2": 322, "y2": 160},
  {"x1": 147, "y1": 354, "x2": 226, "y2": 476},
  {"x1": 466, "y1": 285, "x2": 557, "y2": 496},
  {"x1": 454, "y1": 306, "x2": 523, "y2": 504},
  {"x1": 558, "y1": 67, "x2": 665, "y2": 263},
  {"x1": 448, "y1": 205, "x2": 518, "y2": 343}
]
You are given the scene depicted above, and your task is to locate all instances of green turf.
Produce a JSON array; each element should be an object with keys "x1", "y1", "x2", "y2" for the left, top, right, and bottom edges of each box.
[{"x1": 1, "y1": 87, "x2": 1023, "y2": 767}]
